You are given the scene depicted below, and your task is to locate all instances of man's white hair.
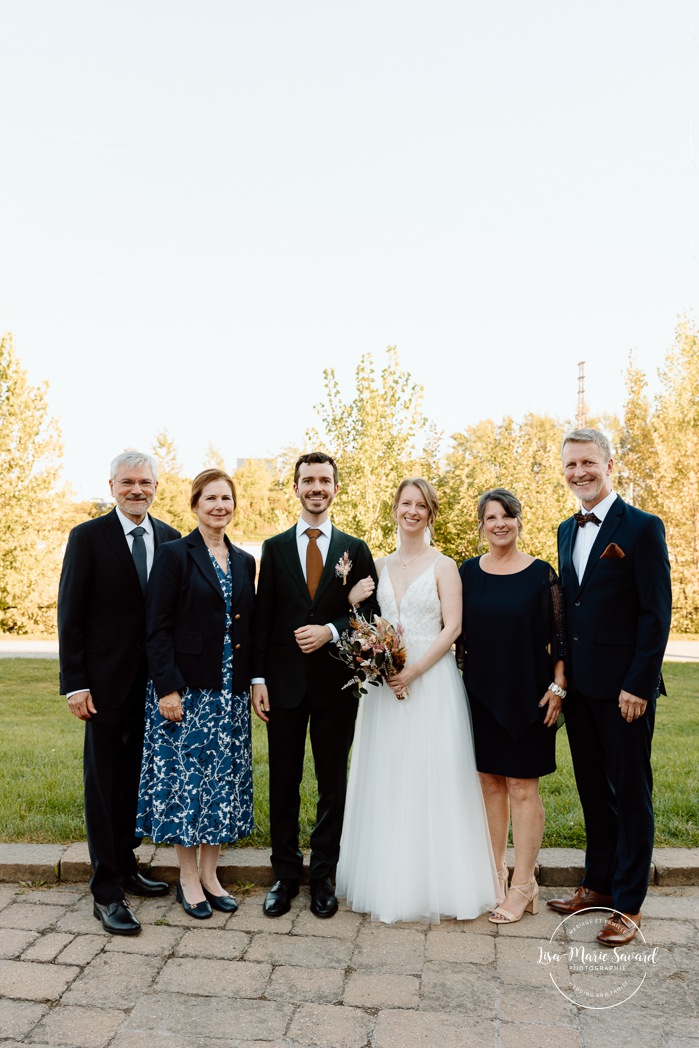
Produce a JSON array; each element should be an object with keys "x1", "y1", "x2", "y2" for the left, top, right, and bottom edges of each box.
[{"x1": 109, "y1": 451, "x2": 159, "y2": 482}]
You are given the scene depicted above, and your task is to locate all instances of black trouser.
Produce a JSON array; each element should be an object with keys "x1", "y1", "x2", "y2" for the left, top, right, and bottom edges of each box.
[
  {"x1": 83, "y1": 673, "x2": 147, "y2": 904},
  {"x1": 565, "y1": 691, "x2": 656, "y2": 914},
  {"x1": 266, "y1": 694, "x2": 357, "y2": 882}
]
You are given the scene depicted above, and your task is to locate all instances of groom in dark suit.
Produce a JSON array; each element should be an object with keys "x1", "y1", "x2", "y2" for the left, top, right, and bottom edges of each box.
[
  {"x1": 58, "y1": 452, "x2": 180, "y2": 935},
  {"x1": 548, "y1": 428, "x2": 671, "y2": 945},
  {"x1": 252, "y1": 452, "x2": 379, "y2": 918}
]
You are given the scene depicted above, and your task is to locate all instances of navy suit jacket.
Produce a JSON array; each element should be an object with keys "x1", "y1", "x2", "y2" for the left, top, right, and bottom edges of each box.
[
  {"x1": 557, "y1": 496, "x2": 672, "y2": 701},
  {"x1": 58, "y1": 508, "x2": 180, "y2": 708},
  {"x1": 252, "y1": 524, "x2": 379, "y2": 710},
  {"x1": 146, "y1": 528, "x2": 256, "y2": 698}
]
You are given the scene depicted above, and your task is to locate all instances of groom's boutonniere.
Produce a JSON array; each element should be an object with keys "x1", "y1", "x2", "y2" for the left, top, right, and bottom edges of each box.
[{"x1": 335, "y1": 551, "x2": 352, "y2": 585}]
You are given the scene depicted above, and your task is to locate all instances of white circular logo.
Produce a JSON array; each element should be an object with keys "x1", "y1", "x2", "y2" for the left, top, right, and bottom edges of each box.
[{"x1": 538, "y1": 908, "x2": 659, "y2": 1010}]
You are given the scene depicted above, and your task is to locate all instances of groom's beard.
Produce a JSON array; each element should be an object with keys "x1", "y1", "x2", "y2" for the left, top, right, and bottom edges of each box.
[{"x1": 299, "y1": 491, "x2": 335, "y2": 516}]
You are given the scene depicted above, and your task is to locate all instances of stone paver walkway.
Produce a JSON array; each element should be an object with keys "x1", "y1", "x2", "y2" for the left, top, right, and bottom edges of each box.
[{"x1": 0, "y1": 880, "x2": 697, "y2": 1048}]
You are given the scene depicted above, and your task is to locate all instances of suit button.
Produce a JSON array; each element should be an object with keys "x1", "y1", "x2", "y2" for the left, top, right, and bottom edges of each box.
[
  {"x1": 234, "y1": 614, "x2": 241, "y2": 621},
  {"x1": 573, "y1": 635, "x2": 579, "y2": 641},
  {"x1": 234, "y1": 643, "x2": 241, "y2": 650},
  {"x1": 574, "y1": 601, "x2": 581, "y2": 607}
]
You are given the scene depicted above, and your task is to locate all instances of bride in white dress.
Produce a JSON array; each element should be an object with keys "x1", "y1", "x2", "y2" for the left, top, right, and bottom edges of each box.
[{"x1": 336, "y1": 478, "x2": 501, "y2": 923}]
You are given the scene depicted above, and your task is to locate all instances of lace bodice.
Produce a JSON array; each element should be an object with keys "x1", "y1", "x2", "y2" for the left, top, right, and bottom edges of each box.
[{"x1": 377, "y1": 561, "x2": 443, "y2": 658}]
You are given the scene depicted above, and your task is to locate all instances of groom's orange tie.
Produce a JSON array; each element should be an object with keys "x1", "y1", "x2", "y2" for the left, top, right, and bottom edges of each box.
[{"x1": 305, "y1": 528, "x2": 323, "y2": 599}]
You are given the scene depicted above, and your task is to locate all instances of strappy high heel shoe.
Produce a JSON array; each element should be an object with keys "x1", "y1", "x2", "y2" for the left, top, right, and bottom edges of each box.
[{"x1": 488, "y1": 877, "x2": 539, "y2": 924}]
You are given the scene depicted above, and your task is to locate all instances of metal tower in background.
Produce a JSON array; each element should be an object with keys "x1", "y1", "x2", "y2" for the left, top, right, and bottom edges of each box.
[{"x1": 576, "y1": 361, "x2": 587, "y2": 427}]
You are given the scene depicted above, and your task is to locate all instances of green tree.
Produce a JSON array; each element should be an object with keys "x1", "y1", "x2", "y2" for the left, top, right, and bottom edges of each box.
[
  {"x1": 617, "y1": 357, "x2": 657, "y2": 509},
  {"x1": 651, "y1": 319, "x2": 699, "y2": 631},
  {"x1": 0, "y1": 334, "x2": 71, "y2": 633},
  {"x1": 203, "y1": 442, "x2": 228, "y2": 472},
  {"x1": 305, "y1": 347, "x2": 440, "y2": 553},
  {"x1": 231, "y1": 458, "x2": 292, "y2": 542},
  {"x1": 151, "y1": 431, "x2": 193, "y2": 534}
]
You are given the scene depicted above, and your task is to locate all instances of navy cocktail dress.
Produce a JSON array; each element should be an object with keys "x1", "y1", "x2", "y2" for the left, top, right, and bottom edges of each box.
[{"x1": 460, "y1": 556, "x2": 566, "y2": 779}]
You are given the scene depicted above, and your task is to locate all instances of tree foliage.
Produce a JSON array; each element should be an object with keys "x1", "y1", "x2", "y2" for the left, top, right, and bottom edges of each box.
[
  {"x1": 151, "y1": 430, "x2": 193, "y2": 535},
  {"x1": 436, "y1": 414, "x2": 572, "y2": 565},
  {"x1": 617, "y1": 319, "x2": 699, "y2": 631},
  {"x1": 230, "y1": 458, "x2": 293, "y2": 542},
  {"x1": 4, "y1": 322, "x2": 697, "y2": 635},
  {"x1": 650, "y1": 320, "x2": 699, "y2": 630},
  {"x1": 0, "y1": 334, "x2": 71, "y2": 633},
  {"x1": 305, "y1": 347, "x2": 440, "y2": 553},
  {"x1": 616, "y1": 359, "x2": 657, "y2": 509}
]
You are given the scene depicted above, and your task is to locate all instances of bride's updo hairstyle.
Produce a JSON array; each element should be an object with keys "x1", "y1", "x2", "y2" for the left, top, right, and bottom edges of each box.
[
  {"x1": 392, "y1": 477, "x2": 439, "y2": 537},
  {"x1": 476, "y1": 488, "x2": 523, "y2": 534}
]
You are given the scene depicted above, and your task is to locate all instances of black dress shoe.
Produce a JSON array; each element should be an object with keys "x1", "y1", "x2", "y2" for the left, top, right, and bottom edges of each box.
[
  {"x1": 203, "y1": 887, "x2": 238, "y2": 913},
  {"x1": 176, "y1": 881, "x2": 213, "y2": 920},
  {"x1": 263, "y1": 879, "x2": 299, "y2": 917},
  {"x1": 93, "y1": 900, "x2": 141, "y2": 936},
  {"x1": 124, "y1": 872, "x2": 170, "y2": 897},
  {"x1": 310, "y1": 877, "x2": 338, "y2": 919}
]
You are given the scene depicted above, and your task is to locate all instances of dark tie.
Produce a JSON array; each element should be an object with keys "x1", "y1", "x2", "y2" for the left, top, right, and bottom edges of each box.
[
  {"x1": 573, "y1": 511, "x2": 602, "y2": 527},
  {"x1": 305, "y1": 528, "x2": 323, "y2": 599},
  {"x1": 130, "y1": 526, "x2": 147, "y2": 593}
]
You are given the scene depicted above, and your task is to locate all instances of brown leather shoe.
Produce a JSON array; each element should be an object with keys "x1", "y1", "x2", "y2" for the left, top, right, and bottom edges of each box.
[
  {"x1": 596, "y1": 912, "x2": 641, "y2": 945},
  {"x1": 547, "y1": 885, "x2": 614, "y2": 914}
]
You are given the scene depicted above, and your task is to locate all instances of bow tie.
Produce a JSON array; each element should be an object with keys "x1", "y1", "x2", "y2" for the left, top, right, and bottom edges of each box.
[{"x1": 574, "y1": 511, "x2": 601, "y2": 527}]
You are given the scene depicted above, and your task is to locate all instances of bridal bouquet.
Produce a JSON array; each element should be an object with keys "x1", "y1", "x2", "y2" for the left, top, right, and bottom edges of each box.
[{"x1": 334, "y1": 611, "x2": 409, "y2": 700}]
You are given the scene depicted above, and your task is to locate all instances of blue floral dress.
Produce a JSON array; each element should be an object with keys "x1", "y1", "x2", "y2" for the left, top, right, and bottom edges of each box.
[{"x1": 136, "y1": 550, "x2": 254, "y2": 846}]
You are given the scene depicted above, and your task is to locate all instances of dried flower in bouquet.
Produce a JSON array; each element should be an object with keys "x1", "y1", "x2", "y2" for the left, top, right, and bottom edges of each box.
[{"x1": 334, "y1": 610, "x2": 409, "y2": 700}]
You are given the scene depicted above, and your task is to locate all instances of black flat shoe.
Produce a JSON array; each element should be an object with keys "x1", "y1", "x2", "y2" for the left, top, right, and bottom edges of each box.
[
  {"x1": 263, "y1": 878, "x2": 299, "y2": 918},
  {"x1": 93, "y1": 899, "x2": 141, "y2": 935},
  {"x1": 310, "y1": 877, "x2": 338, "y2": 919},
  {"x1": 176, "y1": 881, "x2": 213, "y2": 920},
  {"x1": 124, "y1": 872, "x2": 170, "y2": 897},
  {"x1": 203, "y1": 887, "x2": 238, "y2": 913}
]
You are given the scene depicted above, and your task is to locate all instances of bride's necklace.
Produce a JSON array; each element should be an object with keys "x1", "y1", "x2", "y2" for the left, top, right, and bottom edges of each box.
[{"x1": 397, "y1": 547, "x2": 428, "y2": 569}]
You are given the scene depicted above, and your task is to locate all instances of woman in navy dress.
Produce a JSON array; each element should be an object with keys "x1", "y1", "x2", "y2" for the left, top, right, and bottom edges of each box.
[
  {"x1": 136, "y1": 469, "x2": 255, "y2": 918},
  {"x1": 460, "y1": 488, "x2": 567, "y2": 925}
]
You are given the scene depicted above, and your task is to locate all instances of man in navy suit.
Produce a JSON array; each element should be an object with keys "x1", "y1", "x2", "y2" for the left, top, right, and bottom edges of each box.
[
  {"x1": 548, "y1": 428, "x2": 671, "y2": 945},
  {"x1": 251, "y1": 452, "x2": 379, "y2": 919},
  {"x1": 58, "y1": 452, "x2": 179, "y2": 935}
]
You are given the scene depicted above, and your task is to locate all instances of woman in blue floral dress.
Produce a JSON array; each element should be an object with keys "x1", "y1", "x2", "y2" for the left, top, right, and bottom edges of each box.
[{"x1": 136, "y1": 469, "x2": 256, "y2": 918}]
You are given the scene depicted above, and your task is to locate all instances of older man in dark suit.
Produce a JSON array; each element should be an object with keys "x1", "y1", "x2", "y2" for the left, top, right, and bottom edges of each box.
[
  {"x1": 251, "y1": 452, "x2": 379, "y2": 919},
  {"x1": 548, "y1": 428, "x2": 672, "y2": 945},
  {"x1": 58, "y1": 451, "x2": 180, "y2": 935}
]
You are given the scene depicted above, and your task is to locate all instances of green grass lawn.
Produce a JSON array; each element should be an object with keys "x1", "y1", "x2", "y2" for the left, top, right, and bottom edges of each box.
[{"x1": 1, "y1": 659, "x2": 697, "y2": 848}]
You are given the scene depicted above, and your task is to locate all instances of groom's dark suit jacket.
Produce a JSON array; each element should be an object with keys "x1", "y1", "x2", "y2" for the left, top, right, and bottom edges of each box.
[
  {"x1": 58, "y1": 508, "x2": 180, "y2": 710},
  {"x1": 557, "y1": 496, "x2": 671, "y2": 702},
  {"x1": 252, "y1": 524, "x2": 379, "y2": 709}
]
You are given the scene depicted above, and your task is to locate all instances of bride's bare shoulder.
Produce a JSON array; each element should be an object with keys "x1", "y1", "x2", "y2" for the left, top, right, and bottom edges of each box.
[
  {"x1": 375, "y1": 554, "x2": 388, "y2": 576},
  {"x1": 434, "y1": 552, "x2": 459, "y2": 578}
]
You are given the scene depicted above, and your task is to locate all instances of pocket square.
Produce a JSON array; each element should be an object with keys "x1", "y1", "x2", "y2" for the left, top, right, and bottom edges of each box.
[{"x1": 600, "y1": 542, "x2": 625, "y2": 559}]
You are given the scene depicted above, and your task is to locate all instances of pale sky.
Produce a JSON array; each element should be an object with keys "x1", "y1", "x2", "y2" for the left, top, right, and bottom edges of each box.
[{"x1": 2, "y1": 1, "x2": 697, "y2": 499}]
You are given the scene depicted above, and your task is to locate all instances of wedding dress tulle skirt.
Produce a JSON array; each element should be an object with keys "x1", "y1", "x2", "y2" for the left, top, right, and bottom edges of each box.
[{"x1": 336, "y1": 568, "x2": 500, "y2": 924}]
